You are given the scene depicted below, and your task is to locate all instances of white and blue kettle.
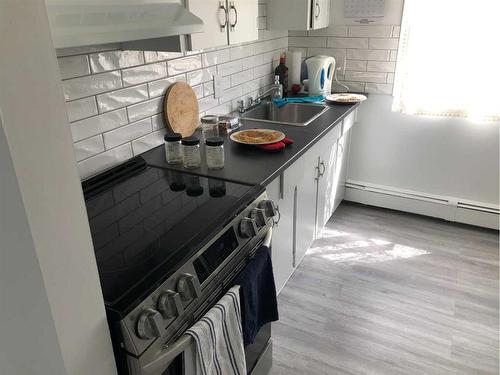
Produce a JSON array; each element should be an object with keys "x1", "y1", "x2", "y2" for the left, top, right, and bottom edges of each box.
[{"x1": 306, "y1": 55, "x2": 335, "y2": 96}]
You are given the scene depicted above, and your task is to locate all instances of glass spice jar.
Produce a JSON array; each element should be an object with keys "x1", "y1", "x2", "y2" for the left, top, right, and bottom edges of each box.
[
  {"x1": 201, "y1": 115, "x2": 219, "y2": 139},
  {"x1": 205, "y1": 136, "x2": 224, "y2": 170},
  {"x1": 181, "y1": 136, "x2": 201, "y2": 169},
  {"x1": 164, "y1": 133, "x2": 183, "y2": 165}
]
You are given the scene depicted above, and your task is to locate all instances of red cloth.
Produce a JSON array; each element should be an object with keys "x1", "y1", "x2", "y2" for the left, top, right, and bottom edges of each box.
[{"x1": 258, "y1": 137, "x2": 294, "y2": 151}]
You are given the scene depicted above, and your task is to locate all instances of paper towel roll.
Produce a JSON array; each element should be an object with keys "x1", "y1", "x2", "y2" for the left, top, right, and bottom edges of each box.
[{"x1": 287, "y1": 51, "x2": 302, "y2": 90}]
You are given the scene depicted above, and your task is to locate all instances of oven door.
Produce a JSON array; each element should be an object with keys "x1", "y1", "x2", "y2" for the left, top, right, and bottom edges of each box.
[{"x1": 133, "y1": 228, "x2": 274, "y2": 375}]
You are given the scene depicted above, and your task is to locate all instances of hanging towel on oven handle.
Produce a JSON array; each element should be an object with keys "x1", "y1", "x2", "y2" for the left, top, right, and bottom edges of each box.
[
  {"x1": 233, "y1": 245, "x2": 279, "y2": 347},
  {"x1": 186, "y1": 285, "x2": 247, "y2": 375}
]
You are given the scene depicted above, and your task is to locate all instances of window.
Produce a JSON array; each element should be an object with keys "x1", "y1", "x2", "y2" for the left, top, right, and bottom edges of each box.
[{"x1": 392, "y1": 0, "x2": 500, "y2": 122}]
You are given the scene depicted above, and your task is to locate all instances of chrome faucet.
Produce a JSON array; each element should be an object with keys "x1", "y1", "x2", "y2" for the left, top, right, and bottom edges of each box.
[{"x1": 237, "y1": 80, "x2": 283, "y2": 114}]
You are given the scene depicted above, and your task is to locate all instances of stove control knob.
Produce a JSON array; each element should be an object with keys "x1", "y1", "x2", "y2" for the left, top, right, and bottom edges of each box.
[
  {"x1": 158, "y1": 290, "x2": 184, "y2": 318},
  {"x1": 250, "y1": 208, "x2": 267, "y2": 228},
  {"x1": 136, "y1": 309, "x2": 163, "y2": 340},
  {"x1": 239, "y1": 217, "x2": 258, "y2": 238},
  {"x1": 258, "y1": 200, "x2": 277, "y2": 219},
  {"x1": 177, "y1": 273, "x2": 202, "y2": 300}
]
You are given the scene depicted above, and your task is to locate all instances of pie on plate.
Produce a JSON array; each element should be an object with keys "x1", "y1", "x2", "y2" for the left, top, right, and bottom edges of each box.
[
  {"x1": 230, "y1": 129, "x2": 285, "y2": 145},
  {"x1": 326, "y1": 93, "x2": 367, "y2": 104}
]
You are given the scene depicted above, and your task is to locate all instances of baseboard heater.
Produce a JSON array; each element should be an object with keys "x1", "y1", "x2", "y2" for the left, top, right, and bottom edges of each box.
[{"x1": 345, "y1": 180, "x2": 499, "y2": 230}]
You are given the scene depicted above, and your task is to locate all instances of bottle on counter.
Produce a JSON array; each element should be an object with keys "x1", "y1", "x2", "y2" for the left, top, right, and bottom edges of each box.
[
  {"x1": 181, "y1": 136, "x2": 201, "y2": 169},
  {"x1": 164, "y1": 132, "x2": 183, "y2": 165},
  {"x1": 274, "y1": 52, "x2": 289, "y2": 97},
  {"x1": 205, "y1": 136, "x2": 224, "y2": 170},
  {"x1": 271, "y1": 75, "x2": 283, "y2": 99}
]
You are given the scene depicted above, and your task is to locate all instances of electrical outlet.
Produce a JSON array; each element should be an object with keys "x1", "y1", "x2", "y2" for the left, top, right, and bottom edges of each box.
[{"x1": 213, "y1": 74, "x2": 223, "y2": 99}]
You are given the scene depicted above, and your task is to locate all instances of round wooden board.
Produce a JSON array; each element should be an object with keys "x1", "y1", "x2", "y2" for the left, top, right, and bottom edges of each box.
[{"x1": 163, "y1": 82, "x2": 199, "y2": 138}]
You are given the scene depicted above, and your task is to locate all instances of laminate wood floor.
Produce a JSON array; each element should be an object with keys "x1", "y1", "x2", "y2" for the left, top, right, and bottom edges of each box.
[{"x1": 269, "y1": 202, "x2": 499, "y2": 375}]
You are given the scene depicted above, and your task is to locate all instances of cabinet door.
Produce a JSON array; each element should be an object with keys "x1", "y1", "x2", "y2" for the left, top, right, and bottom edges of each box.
[
  {"x1": 294, "y1": 148, "x2": 320, "y2": 266},
  {"x1": 316, "y1": 140, "x2": 338, "y2": 234},
  {"x1": 266, "y1": 175, "x2": 294, "y2": 295},
  {"x1": 188, "y1": 0, "x2": 229, "y2": 50},
  {"x1": 227, "y1": 0, "x2": 258, "y2": 45},
  {"x1": 333, "y1": 129, "x2": 351, "y2": 212},
  {"x1": 311, "y1": 0, "x2": 330, "y2": 30}
]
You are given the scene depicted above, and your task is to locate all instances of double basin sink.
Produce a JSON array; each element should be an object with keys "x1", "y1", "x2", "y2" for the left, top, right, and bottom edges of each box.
[{"x1": 239, "y1": 100, "x2": 328, "y2": 127}]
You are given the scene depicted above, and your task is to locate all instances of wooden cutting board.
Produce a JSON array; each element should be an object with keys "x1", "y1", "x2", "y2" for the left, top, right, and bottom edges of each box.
[{"x1": 163, "y1": 82, "x2": 199, "y2": 137}]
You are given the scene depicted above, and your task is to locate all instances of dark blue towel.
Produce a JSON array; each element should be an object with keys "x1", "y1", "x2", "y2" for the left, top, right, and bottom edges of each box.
[{"x1": 233, "y1": 245, "x2": 279, "y2": 346}]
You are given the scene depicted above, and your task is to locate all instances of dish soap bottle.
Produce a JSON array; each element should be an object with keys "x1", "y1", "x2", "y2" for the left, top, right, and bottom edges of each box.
[
  {"x1": 274, "y1": 53, "x2": 289, "y2": 97},
  {"x1": 272, "y1": 75, "x2": 283, "y2": 99}
]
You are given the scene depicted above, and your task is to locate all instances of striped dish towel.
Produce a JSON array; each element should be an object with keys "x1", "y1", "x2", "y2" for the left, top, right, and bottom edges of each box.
[{"x1": 186, "y1": 285, "x2": 246, "y2": 375}]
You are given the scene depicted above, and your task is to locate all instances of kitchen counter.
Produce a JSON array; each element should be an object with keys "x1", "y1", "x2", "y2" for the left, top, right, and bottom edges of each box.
[{"x1": 142, "y1": 102, "x2": 360, "y2": 186}]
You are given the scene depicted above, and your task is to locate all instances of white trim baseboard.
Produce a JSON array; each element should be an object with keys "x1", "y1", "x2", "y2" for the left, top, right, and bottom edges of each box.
[{"x1": 345, "y1": 180, "x2": 499, "y2": 230}]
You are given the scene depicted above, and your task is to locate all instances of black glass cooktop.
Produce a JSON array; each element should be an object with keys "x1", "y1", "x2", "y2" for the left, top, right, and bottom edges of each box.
[{"x1": 83, "y1": 157, "x2": 261, "y2": 317}]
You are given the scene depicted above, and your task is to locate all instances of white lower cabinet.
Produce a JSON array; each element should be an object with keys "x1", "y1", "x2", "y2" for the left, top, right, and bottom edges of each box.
[{"x1": 269, "y1": 110, "x2": 357, "y2": 294}]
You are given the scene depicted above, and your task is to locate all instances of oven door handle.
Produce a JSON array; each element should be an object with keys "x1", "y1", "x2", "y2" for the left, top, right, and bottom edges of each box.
[
  {"x1": 142, "y1": 335, "x2": 193, "y2": 374},
  {"x1": 262, "y1": 226, "x2": 273, "y2": 248}
]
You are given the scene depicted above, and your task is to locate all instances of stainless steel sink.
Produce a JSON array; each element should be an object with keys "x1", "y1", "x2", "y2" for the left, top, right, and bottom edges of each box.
[{"x1": 240, "y1": 101, "x2": 328, "y2": 126}]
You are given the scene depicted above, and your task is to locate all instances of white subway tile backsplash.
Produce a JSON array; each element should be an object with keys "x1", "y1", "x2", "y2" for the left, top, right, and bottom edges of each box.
[
  {"x1": 258, "y1": 3, "x2": 266, "y2": 17},
  {"x1": 367, "y1": 61, "x2": 396, "y2": 73},
  {"x1": 202, "y1": 49, "x2": 230, "y2": 67},
  {"x1": 231, "y1": 69, "x2": 254, "y2": 87},
  {"x1": 387, "y1": 73, "x2": 395, "y2": 84},
  {"x1": 151, "y1": 114, "x2": 166, "y2": 130},
  {"x1": 74, "y1": 135, "x2": 105, "y2": 161},
  {"x1": 345, "y1": 71, "x2": 387, "y2": 83},
  {"x1": 144, "y1": 51, "x2": 183, "y2": 63},
  {"x1": 122, "y1": 62, "x2": 168, "y2": 87},
  {"x1": 62, "y1": 71, "x2": 122, "y2": 101},
  {"x1": 335, "y1": 81, "x2": 365, "y2": 92},
  {"x1": 78, "y1": 143, "x2": 133, "y2": 179},
  {"x1": 346, "y1": 49, "x2": 390, "y2": 61},
  {"x1": 345, "y1": 60, "x2": 367, "y2": 71},
  {"x1": 327, "y1": 37, "x2": 368, "y2": 49},
  {"x1": 90, "y1": 51, "x2": 144, "y2": 73},
  {"x1": 198, "y1": 96, "x2": 220, "y2": 112},
  {"x1": 365, "y1": 83, "x2": 393, "y2": 95},
  {"x1": 308, "y1": 25, "x2": 348, "y2": 37},
  {"x1": 66, "y1": 97, "x2": 98, "y2": 122},
  {"x1": 167, "y1": 56, "x2": 202, "y2": 75},
  {"x1": 217, "y1": 60, "x2": 243, "y2": 77},
  {"x1": 131, "y1": 129, "x2": 167, "y2": 155},
  {"x1": 242, "y1": 55, "x2": 261, "y2": 70},
  {"x1": 56, "y1": 43, "x2": 119, "y2": 58},
  {"x1": 58, "y1": 55, "x2": 90, "y2": 80},
  {"x1": 369, "y1": 38, "x2": 399, "y2": 50},
  {"x1": 307, "y1": 48, "x2": 346, "y2": 60},
  {"x1": 230, "y1": 45, "x2": 255, "y2": 60},
  {"x1": 390, "y1": 50, "x2": 398, "y2": 62},
  {"x1": 392, "y1": 26, "x2": 401, "y2": 38},
  {"x1": 103, "y1": 118, "x2": 152, "y2": 149},
  {"x1": 289, "y1": 31, "x2": 307, "y2": 37},
  {"x1": 148, "y1": 75, "x2": 186, "y2": 98},
  {"x1": 254, "y1": 63, "x2": 273, "y2": 78},
  {"x1": 96, "y1": 84, "x2": 148, "y2": 113},
  {"x1": 349, "y1": 26, "x2": 392, "y2": 38},
  {"x1": 70, "y1": 109, "x2": 128, "y2": 142},
  {"x1": 186, "y1": 67, "x2": 217, "y2": 86},
  {"x1": 219, "y1": 85, "x2": 243, "y2": 104},
  {"x1": 289, "y1": 36, "x2": 327, "y2": 48},
  {"x1": 204, "y1": 81, "x2": 215, "y2": 97},
  {"x1": 192, "y1": 85, "x2": 204, "y2": 99},
  {"x1": 127, "y1": 97, "x2": 163, "y2": 122}
]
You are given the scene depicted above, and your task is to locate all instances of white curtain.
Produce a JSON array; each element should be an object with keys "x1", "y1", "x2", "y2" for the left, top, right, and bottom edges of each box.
[{"x1": 392, "y1": 0, "x2": 500, "y2": 123}]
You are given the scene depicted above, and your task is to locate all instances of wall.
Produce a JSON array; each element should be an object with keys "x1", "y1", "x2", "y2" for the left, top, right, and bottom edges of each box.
[
  {"x1": 56, "y1": 0, "x2": 287, "y2": 179},
  {"x1": 290, "y1": 0, "x2": 499, "y2": 215},
  {"x1": 0, "y1": 1, "x2": 117, "y2": 374}
]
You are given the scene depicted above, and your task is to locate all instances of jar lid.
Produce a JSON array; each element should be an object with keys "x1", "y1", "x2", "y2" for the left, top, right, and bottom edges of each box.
[
  {"x1": 164, "y1": 132, "x2": 182, "y2": 142},
  {"x1": 205, "y1": 136, "x2": 224, "y2": 146},
  {"x1": 181, "y1": 136, "x2": 200, "y2": 146},
  {"x1": 201, "y1": 115, "x2": 219, "y2": 124}
]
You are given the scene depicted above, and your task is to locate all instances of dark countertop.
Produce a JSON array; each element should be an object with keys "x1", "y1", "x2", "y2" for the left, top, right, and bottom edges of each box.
[{"x1": 143, "y1": 102, "x2": 360, "y2": 186}]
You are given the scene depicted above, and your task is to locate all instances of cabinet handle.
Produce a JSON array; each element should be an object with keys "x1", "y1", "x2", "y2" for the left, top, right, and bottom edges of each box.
[
  {"x1": 229, "y1": 2, "x2": 238, "y2": 29},
  {"x1": 315, "y1": 1, "x2": 321, "y2": 18},
  {"x1": 273, "y1": 205, "x2": 281, "y2": 227},
  {"x1": 319, "y1": 161, "x2": 326, "y2": 177},
  {"x1": 218, "y1": 2, "x2": 228, "y2": 31}
]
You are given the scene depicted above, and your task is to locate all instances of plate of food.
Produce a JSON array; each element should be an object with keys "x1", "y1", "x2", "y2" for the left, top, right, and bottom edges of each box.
[
  {"x1": 230, "y1": 129, "x2": 286, "y2": 145},
  {"x1": 326, "y1": 93, "x2": 367, "y2": 104}
]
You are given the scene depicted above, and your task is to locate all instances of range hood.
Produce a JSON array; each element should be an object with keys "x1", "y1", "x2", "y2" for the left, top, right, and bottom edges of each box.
[{"x1": 47, "y1": 0, "x2": 204, "y2": 52}]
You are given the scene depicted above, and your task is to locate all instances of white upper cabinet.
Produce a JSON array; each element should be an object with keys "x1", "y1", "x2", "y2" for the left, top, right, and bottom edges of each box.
[
  {"x1": 188, "y1": 0, "x2": 230, "y2": 50},
  {"x1": 267, "y1": 0, "x2": 330, "y2": 31},
  {"x1": 187, "y1": 0, "x2": 258, "y2": 50},
  {"x1": 228, "y1": 0, "x2": 259, "y2": 45}
]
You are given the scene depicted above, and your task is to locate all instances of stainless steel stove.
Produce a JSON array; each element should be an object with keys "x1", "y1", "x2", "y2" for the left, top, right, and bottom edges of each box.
[{"x1": 82, "y1": 156, "x2": 277, "y2": 375}]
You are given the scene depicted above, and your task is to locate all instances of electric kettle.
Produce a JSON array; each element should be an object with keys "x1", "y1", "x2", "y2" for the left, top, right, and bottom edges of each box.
[{"x1": 306, "y1": 56, "x2": 336, "y2": 96}]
